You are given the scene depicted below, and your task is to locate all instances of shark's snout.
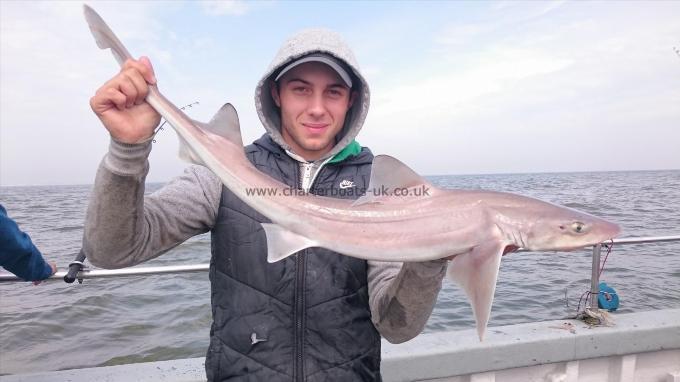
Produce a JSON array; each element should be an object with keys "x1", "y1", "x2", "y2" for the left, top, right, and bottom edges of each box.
[{"x1": 600, "y1": 221, "x2": 621, "y2": 242}]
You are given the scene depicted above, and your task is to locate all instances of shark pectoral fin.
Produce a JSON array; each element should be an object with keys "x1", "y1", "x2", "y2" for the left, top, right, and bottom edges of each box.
[
  {"x1": 447, "y1": 241, "x2": 506, "y2": 341},
  {"x1": 367, "y1": 155, "x2": 439, "y2": 200},
  {"x1": 178, "y1": 136, "x2": 204, "y2": 165},
  {"x1": 261, "y1": 223, "x2": 316, "y2": 263}
]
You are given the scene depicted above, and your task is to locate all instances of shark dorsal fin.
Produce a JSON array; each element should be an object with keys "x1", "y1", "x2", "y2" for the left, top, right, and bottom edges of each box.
[
  {"x1": 181, "y1": 103, "x2": 242, "y2": 166},
  {"x1": 369, "y1": 155, "x2": 428, "y2": 190},
  {"x1": 195, "y1": 103, "x2": 243, "y2": 146},
  {"x1": 353, "y1": 155, "x2": 433, "y2": 206}
]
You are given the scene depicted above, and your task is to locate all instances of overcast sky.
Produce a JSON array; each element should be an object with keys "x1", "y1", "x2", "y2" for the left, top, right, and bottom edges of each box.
[{"x1": 1, "y1": 1, "x2": 678, "y2": 186}]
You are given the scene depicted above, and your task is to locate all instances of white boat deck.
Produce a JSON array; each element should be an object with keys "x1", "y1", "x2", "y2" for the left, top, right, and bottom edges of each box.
[{"x1": 3, "y1": 309, "x2": 679, "y2": 382}]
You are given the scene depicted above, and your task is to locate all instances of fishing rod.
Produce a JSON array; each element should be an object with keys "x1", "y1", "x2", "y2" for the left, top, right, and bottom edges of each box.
[
  {"x1": 0, "y1": 262, "x2": 209, "y2": 283},
  {"x1": 64, "y1": 248, "x2": 86, "y2": 283},
  {"x1": 1, "y1": 235, "x2": 679, "y2": 283}
]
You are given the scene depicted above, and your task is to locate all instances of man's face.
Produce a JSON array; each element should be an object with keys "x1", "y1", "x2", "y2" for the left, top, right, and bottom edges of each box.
[{"x1": 271, "y1": 61, "x2": 355, "y2": 161}]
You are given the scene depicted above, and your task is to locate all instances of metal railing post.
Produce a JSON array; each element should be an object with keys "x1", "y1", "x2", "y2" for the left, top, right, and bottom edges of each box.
[{"x1": 590, "y1": 244, "x2": 601, "y2": 309}]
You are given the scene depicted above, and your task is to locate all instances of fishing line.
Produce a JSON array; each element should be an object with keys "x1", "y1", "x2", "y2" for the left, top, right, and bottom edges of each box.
[
  {"x1": 152, "y1": 101, "x2": 200, "y2": 143},
  {"x1": 599, "y1": 239, "x2": 614, "y2": 278}
]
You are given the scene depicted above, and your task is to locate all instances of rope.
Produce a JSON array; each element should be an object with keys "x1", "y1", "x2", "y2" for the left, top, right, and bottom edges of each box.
[{"x1": 599, "y1": 239, "x2": 614, "y2": 278}]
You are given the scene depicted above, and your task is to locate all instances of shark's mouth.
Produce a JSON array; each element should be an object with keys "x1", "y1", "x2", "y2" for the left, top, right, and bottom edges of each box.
[{"x1": 502, "y1": 245, "x2": 520, "y2": 256}]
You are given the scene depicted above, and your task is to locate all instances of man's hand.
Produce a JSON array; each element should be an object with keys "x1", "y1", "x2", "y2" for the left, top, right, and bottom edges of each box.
[
  {"x1": 90, "y1": 56, "x2": 161, "y2": 144},
  {"x1": 33, "y1": 262, "x2": 57, "y2": 286}
]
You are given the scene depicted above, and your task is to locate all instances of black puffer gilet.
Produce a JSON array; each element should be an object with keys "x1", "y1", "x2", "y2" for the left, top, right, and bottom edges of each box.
[{"x1": 206, "y1": 134, "x2": 381, "y2": 381}]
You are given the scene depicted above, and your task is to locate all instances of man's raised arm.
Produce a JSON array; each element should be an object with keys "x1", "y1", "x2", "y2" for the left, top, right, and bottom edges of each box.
[{"x1": 84, "y1": 56, "x2": 221, "y2": 269}]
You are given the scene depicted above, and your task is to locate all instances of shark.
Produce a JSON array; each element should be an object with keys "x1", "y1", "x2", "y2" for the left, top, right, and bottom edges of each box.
[{"x1": 83, "y1": 5, "x2": 621, "y2": 340}]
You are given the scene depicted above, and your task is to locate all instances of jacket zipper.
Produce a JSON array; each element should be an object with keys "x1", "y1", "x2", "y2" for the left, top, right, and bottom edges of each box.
[
  {"x1": 294, "y1": 163, "x2": 305, "y2": 382},
  {"x1": 294, "y1": 161, "x2": 329, "y2": 381},
  {"x1": 300, "y1": 163, "x2": 313, "y2": 192},
  {"x1": 295, "y1": 249, "x2": 305, "y2": 382},
  {"x1": 308, "y1": 157, "x2": 334, "y2": 193}
]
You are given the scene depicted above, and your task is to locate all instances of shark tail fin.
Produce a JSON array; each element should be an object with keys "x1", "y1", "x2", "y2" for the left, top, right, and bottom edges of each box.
[
  {"x1": 261, "y1": 223, "x2": 317, "y2": 263},
  {"x1": 83, "y1": 5, "x2": 133, "y2": 66}
]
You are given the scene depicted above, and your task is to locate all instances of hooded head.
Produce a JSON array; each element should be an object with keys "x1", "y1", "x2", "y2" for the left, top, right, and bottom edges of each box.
[{"x1": 254, "y1": 28, "x2": 370, "y2": 162}]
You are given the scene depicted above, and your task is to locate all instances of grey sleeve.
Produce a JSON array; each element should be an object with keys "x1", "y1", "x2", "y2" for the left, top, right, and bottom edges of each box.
[
  {"x1": 367, "y1": 259, "x2": 447, "y2": 343},
  {"x1": 83, "y1": 139, "x2": 222, "y2": 269}
]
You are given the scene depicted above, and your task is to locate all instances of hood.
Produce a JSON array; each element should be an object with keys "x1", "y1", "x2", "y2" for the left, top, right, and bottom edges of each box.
[{"x1": 254, "y1": 28, "x2": 370, "y2": 162}]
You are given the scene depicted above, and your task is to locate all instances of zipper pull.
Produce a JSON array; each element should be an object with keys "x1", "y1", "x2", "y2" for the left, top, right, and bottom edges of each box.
[
  {"x1": 251, "y1": 332, "x2": 267, "y2": 345},
  {"x1": 301, "y1": 163, "x2": 313, "y2": 192}
]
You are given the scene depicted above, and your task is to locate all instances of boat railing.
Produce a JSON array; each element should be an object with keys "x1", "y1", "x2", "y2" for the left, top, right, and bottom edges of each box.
[
  {"x1": 1, "y1": 235, "x2": 679, "y2": 288},
  {"x1": 586, "y1": 235, "x2": 680, "y2": 308}
]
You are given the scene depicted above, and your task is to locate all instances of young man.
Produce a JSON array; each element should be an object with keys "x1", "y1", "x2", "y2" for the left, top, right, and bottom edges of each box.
[{"x1": 85, "y1": 29, "x2": 447, "y2": 381}]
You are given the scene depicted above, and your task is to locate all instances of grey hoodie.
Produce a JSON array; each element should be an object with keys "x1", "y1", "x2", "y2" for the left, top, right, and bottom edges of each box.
[
  {"x1": 255, "y1": 28, "x2": 372, "y2": 192},
  {"x1": 255, "y1": 28, "x2": 369, "y2": 162},
  {"x1": 83, "y1": 28, "x2": 447, "y2": 345}
]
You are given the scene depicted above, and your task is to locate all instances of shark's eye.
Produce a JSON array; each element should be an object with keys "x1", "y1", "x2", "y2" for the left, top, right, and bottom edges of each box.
[{"x1": 571, "y1": 222, "x2": 586, "y2": 233}]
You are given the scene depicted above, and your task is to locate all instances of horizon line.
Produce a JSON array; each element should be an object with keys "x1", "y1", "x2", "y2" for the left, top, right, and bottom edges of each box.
[{"x1": 1, "y1": 167, "x2": 678, "y2": 188}]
